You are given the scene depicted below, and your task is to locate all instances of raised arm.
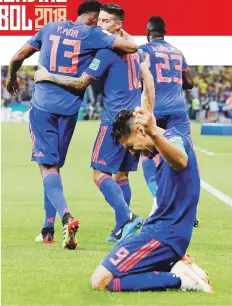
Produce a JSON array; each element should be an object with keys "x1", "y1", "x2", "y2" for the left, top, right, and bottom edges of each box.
[
  {"x1": 149, "y1": 132, "x2": 188, "y2": 171},
  {"x1": 139, "y1": 62, "x2": 155, "y2": 113},
  {"x1": 134, "y1": 109, "x2": 188, "y2": 171},
  {"x1": 141, "y1": 52, "x2": 151, "y2": 69}
]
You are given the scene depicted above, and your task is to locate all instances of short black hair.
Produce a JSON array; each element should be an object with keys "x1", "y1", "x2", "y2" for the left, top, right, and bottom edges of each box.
[
  {"x1": 77, "y1": 1, "x2": 102, "y2": 16},
  {"x1": 147, "y1": 16, "x2": 166, "y2": 36},
  {"x1": 101, "y1": 3, "x2": 124, "y2": 21},
  {"x1": 112, "y1": 110, "x2": 134, "y2": 143}
]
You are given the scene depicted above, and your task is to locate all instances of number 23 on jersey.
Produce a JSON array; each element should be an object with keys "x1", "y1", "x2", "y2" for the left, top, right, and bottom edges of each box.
[{"x1": 155, "y1": 52, "x2": 183, "y2": 84}]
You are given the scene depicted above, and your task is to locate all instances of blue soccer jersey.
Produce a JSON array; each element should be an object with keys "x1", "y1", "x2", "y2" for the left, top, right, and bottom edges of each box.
[
  {"x1": 28, "y1": 21, "x2": 116, "y2": 115},
  {"x1": 143, "y1": 128, "x2": 200, "y2": 257},
  {"x1": 85, "y1": 49, "x2": 143, "y2": 125},
  {"x1": 139, "y1": 40, "x2": 189, "y2": 116}
]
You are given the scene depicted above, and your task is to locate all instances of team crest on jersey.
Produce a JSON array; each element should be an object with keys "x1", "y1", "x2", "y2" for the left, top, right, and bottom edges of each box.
[
  {"x1": 138, "y1": 48, "x2": 144, "y2": 54},
  {"x1": 89, "y1": 58, "x2": 101, "y2": 71}
]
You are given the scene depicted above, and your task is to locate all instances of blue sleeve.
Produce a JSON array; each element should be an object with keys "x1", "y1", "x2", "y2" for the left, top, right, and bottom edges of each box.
[
  {"x1": 27, "y1": 25, "x2": 48, "y2": 51},
  {"x1": 138, "y1": 45, "x2": 150, "y2": 63},
  {"x1": 90, "y1": 27, "x2": 116, "y2": 50},
  {"x1": 85, "y1": 50, "x2": 116, "y2": 79},
  {"x1": 27, "y1": 30, "x2": 42, "y2": 50},
  {"x1": 170, "y1": 136, "x2": 188, "y2": 158},
  {"x1": 138, "y1": 45, "x2": 149, "y2": 55}
]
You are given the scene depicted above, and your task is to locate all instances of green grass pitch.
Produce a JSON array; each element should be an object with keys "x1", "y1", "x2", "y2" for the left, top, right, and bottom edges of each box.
[{"x1": 1, "y1": 121, "x2": 232, "y2": 305}]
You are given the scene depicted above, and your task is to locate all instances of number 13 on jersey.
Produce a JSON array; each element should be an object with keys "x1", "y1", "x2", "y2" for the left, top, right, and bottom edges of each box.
[{"x1": 50, "y1": 34, "x2": 81, "y2": 74}]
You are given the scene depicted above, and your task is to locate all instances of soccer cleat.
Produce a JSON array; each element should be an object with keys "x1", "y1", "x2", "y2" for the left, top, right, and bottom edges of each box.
[
  {"x1": 35, "y1": 227, "x2": 55, "y2": 244},
  {"x1": 117, "y1": 213, "x2": 144, "y2": 243},
  {"x1": 182, "y1": 254, "x2": 211, "y2": 285},
  {"x1": 62, "y1": 213, "x2": 80, "y2": 250},
  {"x1": 36, "y1": 233, "x2": 43, "y2": 242},
  {"x1": 171, "y1": 260, "x2": 213, "y2": 293},
  {"x1": 194, "y1": 216, "x2": 200, "y2": 228},
  {"x1": 106, "y1": 229, "x2": 122, "y2": 243}
]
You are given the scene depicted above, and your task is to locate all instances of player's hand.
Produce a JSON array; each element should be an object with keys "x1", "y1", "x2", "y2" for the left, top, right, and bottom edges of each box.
[
  {"x1": 6, "y1": 76, "x2": 19, "y2": 97},
  {"x1": 134, "y1": 107, "x2": 157, "y2": 137},
  {"x1": 34, "y1": 63, "x2": 51, "y2": 83},
  {"x1": 119, "y1": 29, "x2": 136, "y2": 43},
  {"x1": 118, "y1": 29, "x2": 126, "y2": 37},
  {"x1": 118, "y1": 29, "x2": 129, "y2": 38}
]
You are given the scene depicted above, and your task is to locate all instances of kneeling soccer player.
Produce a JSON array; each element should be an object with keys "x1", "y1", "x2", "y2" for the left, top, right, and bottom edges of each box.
[{"x1": 91, "y1": 106, "x2": 213, "y2": 293}]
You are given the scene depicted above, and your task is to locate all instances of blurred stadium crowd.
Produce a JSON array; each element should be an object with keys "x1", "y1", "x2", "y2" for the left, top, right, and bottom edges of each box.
[
  {"x1": 1, "y1": 65, "x2": 232, "y2": 122},
  {"x1": 186, "y1": 66, "x2": 232, "y2": 122}
]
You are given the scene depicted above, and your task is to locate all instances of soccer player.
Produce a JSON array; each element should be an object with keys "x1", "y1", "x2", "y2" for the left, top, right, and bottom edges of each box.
[
  {"x1": 6, "y1": 0, "x2": 138, "y2": 248},
  {"x1": 34, "y1": 4, "x2": 155, "y2": 243},
  {"x1": 90, "y1": 106, "x2": 213, "y2": 293},
  {"x1": 138, "y1": 16, "x2": 196, "y2": 217}
]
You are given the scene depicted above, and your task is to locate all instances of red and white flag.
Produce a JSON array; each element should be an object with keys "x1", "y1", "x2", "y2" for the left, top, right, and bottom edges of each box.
[{"x1": 0, "y1": 0, "x2": 231, "y2": 64}]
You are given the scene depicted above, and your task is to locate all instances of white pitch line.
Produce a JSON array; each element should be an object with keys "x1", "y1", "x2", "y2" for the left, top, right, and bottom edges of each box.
[
  {"x1": 194, "y1": 147, "x2": 215, "y2": 155},
  {"x1": 216, "y1": 153, "x2": 232, "y2": 156},
  {"x1": 201, "y1": 180, "x2": 232, "y2": 208},
  {"x1": 194, "y1": 146, "x2": 232, "y2": 156}
]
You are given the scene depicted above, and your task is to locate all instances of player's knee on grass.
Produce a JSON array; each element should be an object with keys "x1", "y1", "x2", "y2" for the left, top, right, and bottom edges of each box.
[
  {"x1": 91, "y1": 265, "x2": 114, "y2": 291},
  {"x1": 113, "y1": 171, "x2": 129, "y2": 181},
  {"x1": 93, "y1": 169, "x2": 111, "y2": 185}
]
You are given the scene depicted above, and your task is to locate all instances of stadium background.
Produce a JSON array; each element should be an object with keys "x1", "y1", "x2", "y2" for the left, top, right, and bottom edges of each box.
[
  {"x1": 1, "y1": 0, "x2": 232, "y2": 305},
  {"x1": 1, "y1": 65, "x2": 232, "y2": 123}
]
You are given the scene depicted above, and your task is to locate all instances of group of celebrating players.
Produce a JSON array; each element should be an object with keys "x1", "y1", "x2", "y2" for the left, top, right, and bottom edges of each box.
[{"x1": 6, "y1": 0, "x2": 213, "y2": 294}]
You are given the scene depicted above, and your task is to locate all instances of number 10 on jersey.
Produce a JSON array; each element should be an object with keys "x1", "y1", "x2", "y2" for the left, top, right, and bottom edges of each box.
[{"x1": 124, "y1": 54, "x2": 142, "y2": 91}]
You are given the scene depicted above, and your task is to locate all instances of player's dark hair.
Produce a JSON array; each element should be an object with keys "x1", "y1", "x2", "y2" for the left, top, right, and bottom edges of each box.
[
  {"x1": 112, "y1": 110, "x2": 134, "y2": 143},
  {"x1": 101, "y1": 3, "x2": 125, "y2": 21},
  {"x1": 147, "y1": 16, "x2": 166, "y2": 37},
  {"x1": 77, "y1": 1, "x2": 102, "y2": 16}
]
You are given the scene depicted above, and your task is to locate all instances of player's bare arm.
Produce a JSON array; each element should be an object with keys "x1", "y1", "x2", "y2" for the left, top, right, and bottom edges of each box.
[
  {"x1": 113, "y1": 35, "x2": 138, "y2": 53},
  {"x1": 134, "y1": 108, "x2": 188, "y2": 171},
  {"x1": 139, "y1": 62, "x2": 155, "y2": 113},
  {"x1": 141, "y1": 52, "x2": 151, "y2": 69},
  {"x1": 34, "y1": 64, "x2": 94, "y2": 91},
  {"x1": 7, "y1": 43, "x2": 37, "y2": 96},
  {"x1": 49, "y1": 72, "x2": 93, "y2": 91},
  {"x1": 182, "y1": 69, "x2": 194, "y2": 89}
]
